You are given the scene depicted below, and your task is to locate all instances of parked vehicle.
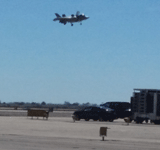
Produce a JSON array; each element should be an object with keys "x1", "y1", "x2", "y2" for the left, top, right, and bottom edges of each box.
[
  {"x1": 100, "y1": 102, "x2": 132, "y2": 119},
  {"x1": 72, "y1": 106, "x2": 116, "y2": 122}
]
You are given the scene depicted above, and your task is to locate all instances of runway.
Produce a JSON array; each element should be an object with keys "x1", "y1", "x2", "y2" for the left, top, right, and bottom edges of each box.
[{"x1": 0, "y1": 116, "x2": 160, "y2": 150}]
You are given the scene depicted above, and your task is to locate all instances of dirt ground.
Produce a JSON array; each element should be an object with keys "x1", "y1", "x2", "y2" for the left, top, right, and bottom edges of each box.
[{"x1": 0, "y1": 111, "x2": 160, "y2": 150}]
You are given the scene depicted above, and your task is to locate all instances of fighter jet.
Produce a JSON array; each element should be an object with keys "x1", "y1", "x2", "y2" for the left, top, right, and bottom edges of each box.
[{"x1": 53, "y1": 11, "x2": 89, "y2": 26}]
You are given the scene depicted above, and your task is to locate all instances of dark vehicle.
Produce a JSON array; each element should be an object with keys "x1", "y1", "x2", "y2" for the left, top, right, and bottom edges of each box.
[
  {"x1": 72, "y1": 106, "x2": 116, "y2": 122},
  {"x1": 100, "y1": 102, "x2": 131, "y2": 119}
]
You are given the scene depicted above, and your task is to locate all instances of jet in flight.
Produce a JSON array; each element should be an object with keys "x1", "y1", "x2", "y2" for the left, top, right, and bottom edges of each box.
[{"x1": 53, "y1": 11, "x2": 89, "y2": 26}]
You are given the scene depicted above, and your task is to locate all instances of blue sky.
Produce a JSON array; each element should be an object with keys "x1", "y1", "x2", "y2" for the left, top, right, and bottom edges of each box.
[{"x1": 0, "y1": 0, "x2": 160, "y2": 104}]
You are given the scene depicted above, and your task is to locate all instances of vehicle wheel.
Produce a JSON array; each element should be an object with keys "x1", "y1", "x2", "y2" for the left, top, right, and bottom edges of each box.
[
  {"x1": 75, "y1": 115, "x2": 80, "y2": 121},
  {"x1": 109, "y1": 119, "x2": 113, "y2": 122},
  {"x1": 99, "y1": 117, "x2": 104, "y2": 122},
  {"x1": 124, "y1": 117, "x2": 132, "y2": 123},
  {"x1": 136, "y1": 120, "x2": 143, "y2": 124},
  {"x1": 139, "y1": 121, "x2": 143, "y2": 124},
  {"x1": 93, "y1": 119, "x2": 98, "y2": 121},
  {"x1": 153, "y1": 120, "x2": 160, "y2": 125},
  {"x1": 145, "y1": 119, "x2": 148, "y2": 123},
  {"x1": 85, "y1": 118, "x2": 89, "y2": 121},
  {"x1": 135, "y1": 117, "x2": 144, "y2": 124}
]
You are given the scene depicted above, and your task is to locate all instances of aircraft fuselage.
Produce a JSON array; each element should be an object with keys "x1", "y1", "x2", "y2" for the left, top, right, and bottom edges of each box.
[{"x1": 53, "y1": 12, "x2": 89, "y2": 26}]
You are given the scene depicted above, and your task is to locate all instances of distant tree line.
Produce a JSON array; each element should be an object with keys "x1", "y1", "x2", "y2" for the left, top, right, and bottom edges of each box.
[{"x1": 0, "y1": 101, "x2": 99, "y2": 110}]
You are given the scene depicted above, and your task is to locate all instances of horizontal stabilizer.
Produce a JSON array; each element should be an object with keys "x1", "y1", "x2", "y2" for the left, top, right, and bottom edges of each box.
[{"x1": 55, "y1": 13, "x2": 61, "y2": 18}]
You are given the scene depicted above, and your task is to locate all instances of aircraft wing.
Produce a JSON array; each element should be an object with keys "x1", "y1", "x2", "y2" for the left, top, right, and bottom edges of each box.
[{"x1": 58, "y1": 17, "x2": 77, "y2": 22}]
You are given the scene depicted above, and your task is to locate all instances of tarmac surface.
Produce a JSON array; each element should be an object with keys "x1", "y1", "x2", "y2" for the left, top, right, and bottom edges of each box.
[
  {"x1": 0, "y1": 109, "x2": 73, "y2": 117},
  {"x1": 0, "y1": 111, "x2": 160, "y2": 150}
]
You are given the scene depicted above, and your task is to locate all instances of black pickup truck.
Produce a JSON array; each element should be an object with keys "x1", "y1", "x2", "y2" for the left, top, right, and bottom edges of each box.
[
  {"x1": 100, "y1": 102, "x2": 132, "y2": 119},
  {"x1": 72, "y1": 106, "x2": 116, "y2": 122}
]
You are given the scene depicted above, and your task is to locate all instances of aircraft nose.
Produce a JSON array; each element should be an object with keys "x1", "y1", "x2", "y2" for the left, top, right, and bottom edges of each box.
[{"x1": 85, "y1": 16, "x2": 89, "y2": 20}]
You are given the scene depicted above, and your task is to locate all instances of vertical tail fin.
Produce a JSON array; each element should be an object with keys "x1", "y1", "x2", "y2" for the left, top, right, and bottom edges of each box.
[{"x1": 55, "y1": 13, "x2": 61, "y2": 18}]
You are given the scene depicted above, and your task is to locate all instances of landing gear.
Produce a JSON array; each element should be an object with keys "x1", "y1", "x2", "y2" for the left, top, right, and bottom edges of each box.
[
  {"x1": 80, "y1": 23, "x2": 82, "y2": 25},
  {"x1": 71, "y1": 23, "x2": 73, "y2": 26}
]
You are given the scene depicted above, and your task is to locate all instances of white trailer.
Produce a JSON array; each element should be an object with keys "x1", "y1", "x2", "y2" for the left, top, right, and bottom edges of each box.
[{"x1": 131, "y1": 89, "x2": 160, "y2": 124}]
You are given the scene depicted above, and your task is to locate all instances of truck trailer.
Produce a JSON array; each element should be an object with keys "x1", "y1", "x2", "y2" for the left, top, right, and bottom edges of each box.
[{"x1": 131, "y1": 89, "x2": 160, "y2": 124}]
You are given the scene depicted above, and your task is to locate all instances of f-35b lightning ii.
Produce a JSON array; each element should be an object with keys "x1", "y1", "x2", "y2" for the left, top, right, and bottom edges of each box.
[{"x1": 53, "y1": 11, "x2": 89, "y2": 26}]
